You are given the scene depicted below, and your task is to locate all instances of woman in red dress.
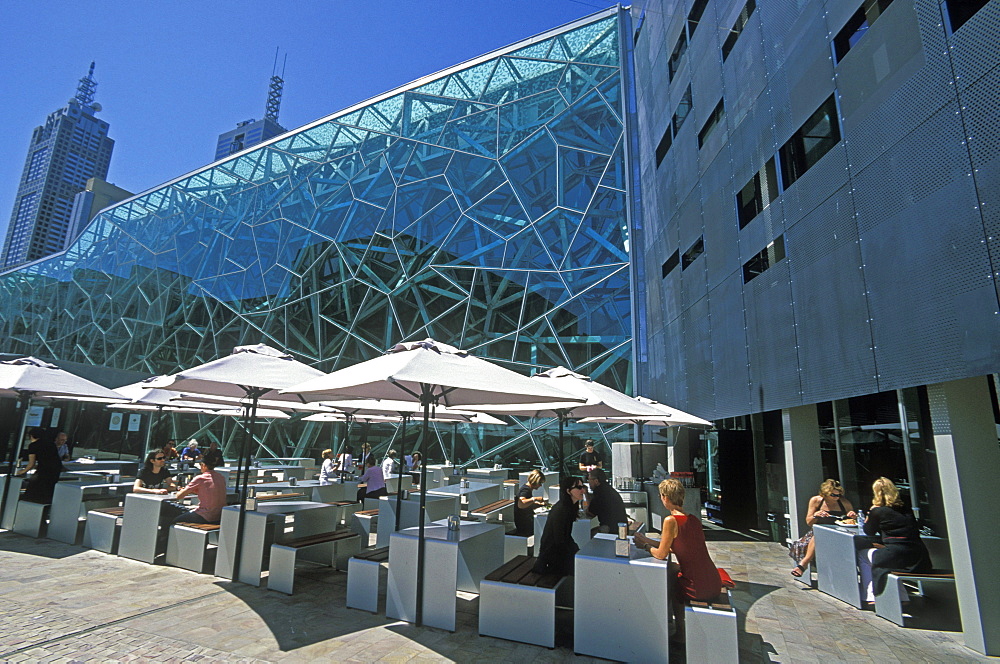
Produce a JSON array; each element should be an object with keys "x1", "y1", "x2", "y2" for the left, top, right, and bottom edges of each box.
[{"x1": 633, "y1": 478, "x2": 721, "y2": 639}]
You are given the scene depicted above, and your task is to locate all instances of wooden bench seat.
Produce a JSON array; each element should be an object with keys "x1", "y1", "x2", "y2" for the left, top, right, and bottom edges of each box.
[
  {"x1": 686, "y1": 588, "x2": 737, "y2": 662},
  {"x1": 91, "y1": 506, "x2": 125, "y2": 516},
  {"x1": 175, "y1": 522, "x2": 221, "y2": 531},
  {"x1": 166, "y1": 521, "x2": 221, "y2": 573},
  {"x1": 355, "y1": 508, "x2": 379, "y2": 516},
  {"x1": 479, "y1": 555, "x2": 570, "y2": 648},
  {"x1": 256, "y1": 492, "x2": 307, "y2": 501},
  {"x1": 471, "y1": 499, "x2": 515, "y2": 516},
  {"x1": 268, "y1": 529, "x2": 361, "y2": 594},
  {"x1": 347, "y1": 546, "x2": 391, "y2": 612}
]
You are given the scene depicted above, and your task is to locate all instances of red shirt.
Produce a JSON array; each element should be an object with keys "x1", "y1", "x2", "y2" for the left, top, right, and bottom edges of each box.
[
  {"x1": 671, "y1": 514, "x2": 722, "y2": 601},
  {"x1": 186, "y1": 470, "x2": 227, "y2": 522}
]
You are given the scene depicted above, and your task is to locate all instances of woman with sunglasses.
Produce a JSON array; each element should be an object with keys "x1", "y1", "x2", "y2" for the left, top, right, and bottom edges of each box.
[
  {"x1": 790, "y1": 478, "x2": 856, "y2": 577},
  {"x1": 532, "y1": 475, "x2": 588, "y2": 576},
  {"x1": 133, "y1": 449, "x2": 178, "y2": 495}
]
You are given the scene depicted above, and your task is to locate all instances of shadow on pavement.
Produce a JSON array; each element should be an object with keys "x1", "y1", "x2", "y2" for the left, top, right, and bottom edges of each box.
[{"x1": 0, "y1": 530, "x2": 83, "y2": 560}]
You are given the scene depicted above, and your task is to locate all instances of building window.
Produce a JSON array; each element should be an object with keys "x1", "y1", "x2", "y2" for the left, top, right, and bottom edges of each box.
[
  {"x1": 742, "y1": 235, "x2": 785, "y2": 283},
  {"x1": 687, "y1": 0, "x2": 710, "y2": 38},
  {"x1": 722, "y1": 0, "x2": 757, "y2": 61},
  {"x1": 655, "y1": 126, "x2": 673, "y2": 167},
  {"x1": 736, "y1": 157, "x2": 778, "y2": 229},
  {"x1": 682, "y1": 236, "x2": 705, "y2": 270},
  {"x1": 698, "y1": 100, "x2": 725, "y2": 148},
  {"x1": 662, "y1": 250, "x2": 680, "y2": 278},
  {"x1": 833, "y1": 0, "x2": 895, "y2": 63},
  {"x1": 669, "y1": 31, "x2": 688, "y2": 81},
  {"x1": 778, "y1": 95, "x2": 841, "y2": 188},
  {"x1": 945, "y1": 0, "x2": 989, "y2": 32},
  {"x1": 673, "y1": 85, "x2": 692, "y2": 135}
]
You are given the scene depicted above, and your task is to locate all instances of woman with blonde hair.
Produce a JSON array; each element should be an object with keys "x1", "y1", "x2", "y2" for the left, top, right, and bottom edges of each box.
[
  {"x1": 514, "y1": 469, "x2": 547, "y2": 536},
  {"x1": 790, "y1": 478, "x2": 856, "y2": 577},
  {"x1": 318, "y1": 448, "x2": 337, "y2": 485},
  {"x1": 858, "y1": 477, "x2": 930, "y2": 603}
]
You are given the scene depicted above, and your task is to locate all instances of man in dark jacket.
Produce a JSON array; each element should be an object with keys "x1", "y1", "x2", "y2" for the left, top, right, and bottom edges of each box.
[
  {"x1": 586, "y1": 468, "x2": 628, "y2": 534},
  {"x1": 532, "y1": 475, "x2": 587, "y2": 576}
]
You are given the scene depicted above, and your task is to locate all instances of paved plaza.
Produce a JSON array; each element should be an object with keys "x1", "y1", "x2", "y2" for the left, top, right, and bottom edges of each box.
[{"x1": 0, "y1": 529, "x2": 988, "y2": 663}]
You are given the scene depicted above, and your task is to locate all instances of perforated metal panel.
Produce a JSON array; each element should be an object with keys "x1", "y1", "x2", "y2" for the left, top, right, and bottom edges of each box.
[
  {"x1": 682, "y1": 294, "x2": 715, "y2": 410},
  {"x1": 948, "y1": 0, "x2": 1000, "y2": 91},
  {"x1": 744, "y1": 260, "x2": 801, "y2": 412},
  {"x1": 709, "y1": 271, "x2": 753, "y2": 414}
]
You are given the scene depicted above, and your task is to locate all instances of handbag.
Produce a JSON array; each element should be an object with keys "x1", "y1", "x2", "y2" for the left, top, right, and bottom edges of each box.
[{"x1": 788, "y1": 530, "x2": 813, "y2": 564}]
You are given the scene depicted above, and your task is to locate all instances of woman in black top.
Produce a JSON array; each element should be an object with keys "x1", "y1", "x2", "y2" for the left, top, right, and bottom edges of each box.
[
  {"x1": 16, "y1": 428, "x2": 63, "y2": 503},
  {"x1": 858, "y1": 477, "x2": 930, "y2": 602},
  {"x1": 532, "y1": 475, "x2": 587, "y2": 576},
  {"x1": 133, "y1": 449, "x2": 177, "y2": 495},
  {"x1": 514, "y1": 469, "x2": 546, "y2": 536}
]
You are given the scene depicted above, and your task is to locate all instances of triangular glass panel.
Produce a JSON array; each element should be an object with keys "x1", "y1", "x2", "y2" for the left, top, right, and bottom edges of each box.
[
  {"x1": 561, "y1": 17, "x2": 616, "y2": 59},
  {"x1": 446, "y1": 151, "x2": 506, "y2": 210},
  {"x1": 559, "y1": 147, "x2": 610, "y2": 212},
  {"x1": 401, "y1": 143, "x2": 454, "y2": 184},
  {"x1": 498, "y1": 89, "x2": 567, "y2": 155},
  {"x1": 458, "y1": 59, "x2": 497, "y2": 99},
  {"x1": 549, "y1": 91, "x2": 621, "y2": 153},
  {"x1": 558, "y1": 63, "x2": 617, "y2": 105},
  {"x1": 504, "y1": 225, "x2": 558, "y2": 270},
  {"x1": 441, "y1": 107, "x2": 499, "y2": 158},
  {"x1": 394, "y1": 176, "x2": 453, "y2": 234},
  {"x1": 509, "y1": 38, "x2": 553, "y2": 60},
  {"x1": 500, "y1": 130, "x2": 557, "y2": 220},
  {"x1": 465, "y1": 183, "x2": 529, "y2": 239},
  {"x1": 564, "y1": 187, "x2": 628, "y2": 270},
  {"x1": 532, "y1": 208, "x2": 583, "y2": 270},
  {"x1": 437, "y1": 217, "x2": 506, "y2": 268}
]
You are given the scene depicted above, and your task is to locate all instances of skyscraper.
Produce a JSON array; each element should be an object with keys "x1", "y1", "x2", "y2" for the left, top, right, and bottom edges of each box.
[
  {"x1": 213, "y1": 52, "x2": 288, "y2": 161},
  {"x1": 0, "y1": 63, "x2": 114, "y2": 269}
]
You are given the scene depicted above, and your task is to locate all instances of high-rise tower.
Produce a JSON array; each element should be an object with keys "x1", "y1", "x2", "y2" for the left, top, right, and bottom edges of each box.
[
  {"x1": 1, "y1": 63, "x2": 115, "y2": 269},
  {"x1": 213, "y1": 50, "x2": 288, "y2": 161}
]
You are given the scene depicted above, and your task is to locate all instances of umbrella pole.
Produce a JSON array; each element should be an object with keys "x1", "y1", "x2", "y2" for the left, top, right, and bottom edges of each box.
[
  {"x1": 0, "y1": 391, "x2": 33, "y2": 527},
  {"x1": 336, "y1": 414, "x2": 352, "y2": 483},
  {"x1": 231, "y1": 391, "x2": 262, "y2": 582},
  {"x1": 558, "y1": 412, "x2": 566, "y2": 480},
  {"x1": 415, "y1": 387, "x2": 431, "y2": 626},
  {"x1": 637, "y1": 420, "x2": 644, "y2": 481},
  {"x1": 451, "y1": 421, "x2": 457, "y2": 466},
  {"x1": 395, "y1": 414, "x2": 408, "y2": 532}
]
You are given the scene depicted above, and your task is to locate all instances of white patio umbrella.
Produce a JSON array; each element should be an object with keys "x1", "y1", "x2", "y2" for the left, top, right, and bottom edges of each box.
[
  {"x1": 280, "y1": 338, "x2": 582, "y2": 626},
  {"x1": 579, "y1": 396, "x2": 713, "y2": 478},
  {"x1": 0, "y1": 357, "x2": 128, "y2": 522},
  {"x1": 144, "y1": 344, "x2": 326, "y2": 580},
  {"x1": 462, "y1": 366, "x2": 667, "y2": 478}
]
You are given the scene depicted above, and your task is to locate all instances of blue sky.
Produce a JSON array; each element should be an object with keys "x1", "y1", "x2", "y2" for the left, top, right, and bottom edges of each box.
[{"x1": 0, "y1": 0, "x2": 613, "y2": 246}]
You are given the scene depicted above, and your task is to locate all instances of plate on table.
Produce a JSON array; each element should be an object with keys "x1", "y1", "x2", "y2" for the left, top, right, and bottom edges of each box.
[{"x1": 834, "y1": 519, "x2": 857, "y2": 527}]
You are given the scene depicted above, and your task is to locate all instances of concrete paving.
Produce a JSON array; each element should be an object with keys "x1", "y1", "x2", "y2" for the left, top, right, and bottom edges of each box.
[{"x1": 0, "y1": 528, "x2": 989, "y2": 663}]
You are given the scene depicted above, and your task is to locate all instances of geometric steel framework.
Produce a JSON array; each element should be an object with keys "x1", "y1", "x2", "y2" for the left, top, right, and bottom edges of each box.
[{"x1": 0, "y1": 12, "x2": 631, "y2": 465}]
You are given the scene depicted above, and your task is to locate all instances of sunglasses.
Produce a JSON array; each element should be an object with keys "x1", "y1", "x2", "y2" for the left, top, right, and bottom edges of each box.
[
  {"x1": 155, "y1": 456, "x2": 166, "y2": 460},
  {"x1": 572, "y1": 484, "x2": 586, "y2": 490}
]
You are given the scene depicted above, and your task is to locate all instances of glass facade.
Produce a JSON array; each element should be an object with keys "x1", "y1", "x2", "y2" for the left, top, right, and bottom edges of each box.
[{"x1": 0, "y1": 11, "x2": 632, "y2": 467}]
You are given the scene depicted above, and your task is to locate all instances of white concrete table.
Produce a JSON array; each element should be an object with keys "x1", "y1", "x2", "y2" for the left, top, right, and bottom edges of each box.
[
  {"x1": 256, "y1": 457, "x2": 316, "y2": 469},
  {"x1": 375, "y1": 494, "x2": 460, "y2": 548},
  {"x1": 534, "y1": 511, "x2": 597, "y2": 551},
  {"x1": 424, "y1": 464, "x2": 459, "y2": 488},
  {"x1": 426, "y1": 481, "x2": 502, "y2": 511},
  {"x1": 252, "y1": 480, "x2": 344, "y2": 503},
  {"x1": 814, "y1": 523, "x2": 866, "y2": 608},
  {"x1": 48, "y1": 480, "x2": 132, "y2": 545},
  {"x1": 0, "y1": 475, "x2": 27, "y2": 530},
  {"x1": 118, "y1": 493, "x2": 191, "y2": 563},
  {"x1": 387, "y1": 519, "x2": 504, "y2": 631},
  {"x1": 215, "y1": 500, "x2": 339, "y2": 585},
  {"x1": 465, "y1": 468, "x2": 510, "y2": 485},
  {"x1": 574, "y1": 535, "x2": 673, "y2": 662}
]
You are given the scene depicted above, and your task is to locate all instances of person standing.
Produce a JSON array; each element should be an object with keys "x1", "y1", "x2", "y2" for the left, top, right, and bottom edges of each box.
[
  {"x1": 319, "y1": 449, "x2": 337, "y2": 485},
  {"x1": 381, "y1": 449, "x2": 398, "y2": 480},
  {"x1": 16, "y1": 428, "x2": 64, "y2": 503},
  {"x1": 578, "y1": 440, "x2": 603, "y2": 472},
  {"x1": 533, "y1": 475, "x2": 588, "y2": 576},
  {"x1": 586, "y1": 468, "x2": 628, "y2": 534},
  {"x1": 692, "y1": 453, "x2": 707, "y2": 488}
]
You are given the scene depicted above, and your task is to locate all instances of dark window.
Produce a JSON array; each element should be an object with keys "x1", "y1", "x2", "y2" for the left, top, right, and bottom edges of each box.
[
  {"x1": 662, "y1": 250, "x2": 680, "y2": 278},
  {"x1": 698, "y1": 100, "x2": 725, "y2": 148},
  {"x1": 669, "y1": 31, "x2": 688, "y2": 81},
  {"x1": 722, "y1": 0, "x2": 757, "y2": 61},
  {"x1": 681, "y1": 236, "x2": 705, "y2": 270},
  {"x1": 673, "y1": 85, "x2": 692, "y2": 135},
  {"x1": 778, "y1": 95, "x2": 840, "y2": 188},
  {"x1": 655, "y1": 126, "x2": 673, "y2": 167},
  {"x1": 737, "y1": 158, "x2": 778, "y2": 229},
  {"x1": 742, "y1": 235, "x2": 786, "y2": 283},
  {"x1": 945, "y1": 0, "x2": 989, "y2": 31},
  {"x1": 833, "y1": 0, "x2": 895, "y2": 63},
  {"x1": 687, "y1": 0, "x2": 710, "y2": 38}
]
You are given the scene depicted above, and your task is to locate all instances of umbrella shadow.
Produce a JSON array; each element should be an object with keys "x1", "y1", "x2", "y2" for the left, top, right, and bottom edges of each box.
[
  {"x1": 0, "y1": 530, "x2": 82, "y2": 560},
  {"x1": 730, "y1": 580, "x2": 783, "y2": 662},
  {"x1": 210, "y1": 572, "x2": 398, "y2": 652}
]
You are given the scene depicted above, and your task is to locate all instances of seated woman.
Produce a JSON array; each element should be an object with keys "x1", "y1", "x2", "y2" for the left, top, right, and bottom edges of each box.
[
  {"x1": 858, "y1": 477, "x2": 931, "y2": 604},
  {"x1": 134, "y1": 450, "x2": 178, "y2": 495},
  {"x1": 633, "y1": 479, "x2": 721, "y2": 640},
  {"x1": 318, "y1": 448, "x2": 337, "y2": 486},
  {"x1": 356, "y1": 457, "x2": 387, "y2": 503},
  {"x1": 161, "y1": 439, "x2": 179, "y2": 461},
  {"x1": 514, "y1": 469, "x2": 546, "y2": 536},
  {"x1": 532, "y1": 475, "x2": 586, "y2": 576},
  {"x1": 408, "y1": 451, "x2": 422, "y2": 485},
  {"x1": 791, "y1": 478, "x2": 856, "y2": 577}
]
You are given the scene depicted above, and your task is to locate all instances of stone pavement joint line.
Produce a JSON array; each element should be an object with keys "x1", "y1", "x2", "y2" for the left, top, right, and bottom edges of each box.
[{"x1": 0, "y1": 529, "x2": 990, "y2": 662}]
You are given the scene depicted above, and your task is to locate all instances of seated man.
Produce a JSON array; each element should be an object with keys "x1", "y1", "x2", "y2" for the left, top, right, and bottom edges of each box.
[
  {"x1": 356, "y1": 457, "x2": 387, "y2": 503},
  {"x1": 586, "y1": 468, "x2": 629, "y2": 534},
  {"x1": 578, "y1": 440, "x2": 603, "y2": 472},
  {"x1": 171, "y1": 454, "x2": 227, "y2": 524}
]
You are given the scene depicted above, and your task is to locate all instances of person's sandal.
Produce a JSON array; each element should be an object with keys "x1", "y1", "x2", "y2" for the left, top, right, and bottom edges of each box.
[{"x1": 790, "y1": 564, "x2": 806, "y2": 577}]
